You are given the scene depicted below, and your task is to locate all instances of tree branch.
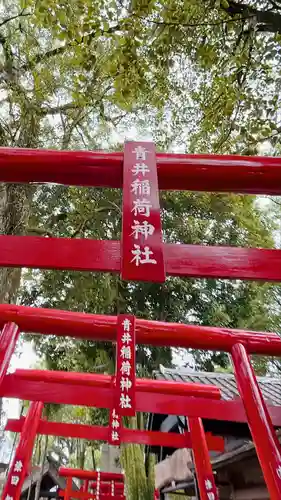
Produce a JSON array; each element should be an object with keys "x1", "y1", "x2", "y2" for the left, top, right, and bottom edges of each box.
[
  {"x1": 70, "y1": 205, "x2": 120, "y2": 238},
  {"x1": 214, "y1": 104, "x2": 241, "y2": 153},
  {"x1": 21, "y1": 23, "x2": 121, "y2": 71},
  {"x1": 75, "y1": 124, "x2": 88, "y2": 148},
  {"x1": 0, "y1": 10, "x2": 31, "y2": 28},
  {"x1": 222, "y1": 0, "x2": 281, "y2": 34},
  {"x1": 39, "y1": 102, "x2": 81, "y2": 116},
  {"x1": 268, "y1": 0, "x2": 281, "y2": 11},
  {"x1": 70, "y1": 219, "x2": 90, "y2": 239},
  {"x1": 60, "y1": 108, "x2": 90, "y2": 149},
  {"x1": 27, "y1": 227, "x2": 53, "y2": 237},
  {"x1": 269, "y1": 197, "x2": 281, "y2": 206},
  {"x1": 22, "y1": 45, "x2": 67, "y2": 71},
  {"x1": 142, "y1": 2, "x2": 281, "y2": 34},
  {"x1": 0, "y1": 33, "x2": 14, "y2": 76},
  {"x1": 136, "y1": 14, "x2": 254, "y2": 29},
  {"x1": 246, "y1": 125, "x2": 281, "y2": 146}
]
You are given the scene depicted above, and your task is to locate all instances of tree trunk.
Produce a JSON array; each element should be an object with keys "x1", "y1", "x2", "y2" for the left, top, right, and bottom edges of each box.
[
  {"x1": 0, "y1": 183, "x2": 34, "y2": 303},
  {"x1": 0, "y1": 108, "x2": 39, "y2": 304}
]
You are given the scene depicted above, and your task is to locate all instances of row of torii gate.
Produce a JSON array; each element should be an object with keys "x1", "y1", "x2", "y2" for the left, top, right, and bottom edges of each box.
[{"x1": 0, "y1": 143, "x2": 281, "y2": 499}]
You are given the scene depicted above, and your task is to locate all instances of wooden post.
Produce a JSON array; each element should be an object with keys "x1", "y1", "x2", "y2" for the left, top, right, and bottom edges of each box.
[
  {"x1": 232, "y1": 343, "x2": 281, "y2": 500},
  {"x1": 189, "y1": 417, "x2": 218, "y2": 500},
  {"x1": 0, "y1": 322, "x2": 19, "y2": 385},
  {"x1": 1, "y1": 401, "x2": 43, "y2": 500}
]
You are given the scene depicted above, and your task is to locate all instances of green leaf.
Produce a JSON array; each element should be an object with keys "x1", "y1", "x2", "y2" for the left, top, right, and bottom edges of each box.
[{"x1": 103, "y1": 21, "x2": 110, "y2": 32}]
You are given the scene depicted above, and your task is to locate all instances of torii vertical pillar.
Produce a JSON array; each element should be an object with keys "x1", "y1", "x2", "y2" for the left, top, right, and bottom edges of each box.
[
  {"x1": 232, "y1": 343, "x2": 281, "y2": 500},
  {"x1": 2, "y1": 401, "x2": 43, "y2": 500},
  {"x1": 0, "y1": 322, "x2": 20, "y2": 385},
  {"x1": 189, "y1": 417, "x2": 218, "y2": 500},
  {"x1": 64, "y1": 478, "x2": 72, "y2": 500}
]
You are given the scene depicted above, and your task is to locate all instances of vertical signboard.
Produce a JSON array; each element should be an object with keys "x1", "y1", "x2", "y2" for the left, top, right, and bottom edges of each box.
[
  {"x1": 108, "y1": 408, "x2": 122, "y2": 446},
  {"x1": 201, "y1": 476, "x2": 218, "y2": 500},
  {"x1": 2, "y1": 455, "x2": 26, "y2": 500},
  {"x1": 115, "y1": 314, "x2": 136, "y2": 416},
  {"x1": 188, "y1": 417, "x2": 218, "y2": 500},
  {"x1": 121, "y1": 141, "x2": 165, "y2": 282}
]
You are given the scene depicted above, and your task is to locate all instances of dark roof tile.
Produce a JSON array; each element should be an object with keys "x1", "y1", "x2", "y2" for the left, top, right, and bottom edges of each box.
[{"x1": 155, "y1": 365, "x2": 281, "y2": 406}]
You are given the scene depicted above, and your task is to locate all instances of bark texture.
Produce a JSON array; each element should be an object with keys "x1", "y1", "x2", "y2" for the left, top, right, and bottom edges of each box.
[{"x1": 0, "y1": 183, "x2": 34, "y2": 303}]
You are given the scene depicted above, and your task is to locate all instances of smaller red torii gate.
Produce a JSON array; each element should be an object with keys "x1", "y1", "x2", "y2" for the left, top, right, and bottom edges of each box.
[
  {"x1": 58, "y1": 468, "x2": 126, "y2": 500},
  {"x1": 1, "y1": 307, "x2": 281, "y2": 499},
  {"x1": 3, "y1": 388, "x2": 222, "y2": 500}
]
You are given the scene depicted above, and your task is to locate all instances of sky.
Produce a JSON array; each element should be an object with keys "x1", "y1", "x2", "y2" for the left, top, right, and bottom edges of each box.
[{"x1": 4, "y1": 341, "x2": 37, "y2": 419}]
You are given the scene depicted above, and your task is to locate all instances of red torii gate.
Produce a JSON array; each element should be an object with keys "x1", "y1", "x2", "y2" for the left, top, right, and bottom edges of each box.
[
  {"x1": 2, "y1": 372, "x2": 222, "y2": 500},
  {"x1": 58, "y1": 469, "x2": 126, "y2": 500},
  {"x1": 0, "y1": 143, "x2": 280, "y2": 499}
]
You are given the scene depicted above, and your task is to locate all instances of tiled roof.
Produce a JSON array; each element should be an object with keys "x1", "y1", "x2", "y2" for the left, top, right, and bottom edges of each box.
[{"x1": 155, "y1": 365, "x2": 281, "y2": 406}]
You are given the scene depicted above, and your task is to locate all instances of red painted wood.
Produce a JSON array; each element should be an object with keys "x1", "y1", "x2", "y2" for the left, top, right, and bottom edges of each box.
[
  {"x1": 0, "y1": 236, "x2": 120, "y2": 273},
  {"x1": 96, "y1": 470, "x2": 100, "y2": 500},
  {"x1": 89, "y1": 481, "x2": 122, "y2": 488},
  {"x1": 1, "y1": 401, "x2": 43, "y2": 500},
  {"x1": 116, "y1": 315, "x2": 136, "y2": 415},
  {"x1": 60, "y1": 469, "x2": 124, "y2": 482},
  {"x1": 2, "y1": 372, "x2": 281, "y2": 426},
  {"x1": 6, "y1": 418, "x2": 108, "y2": 440},
  {"x1": 2, "y1": 147, "x2": 281, "y2": 194},
  {"x1": 6, "y1": 418, "x2": 224, "y2": 451},
  {"x1": 1, "y1": 235, "x2": 281, "y2": 282},
  {"x1": 59, "y1": 490, "x2": 125, "y2": 500},
  {"x1": 189, "y1": 417, "x2": 218, "y2": 500},
  {"x1": 64, "y1": 477, "x2": 71, "y2": 500},
  {"x1": 0, "y1": 322, "x2": 19, "y2": 385},
  {"x1": 1, "y1": 303, "x2": 281, "y2": 355},
  {"x1": 122, "y1": 428, "x2": 223, "y2": 450},
  {"x1": 82, "y1": 480, "x2": 89, "y2": 493},
  {"x1": 231, "y1": 344, "x2": 281, "y2": 500},
  {"x1": 124, "y1": 428, "x2": 189, "y2": 448},
  {"x1": 59, "y1": 470, "x2": 125, "y2": 500},
  {"x1": 121, "y1": 142, "x2": 165, "y2": 282},
  {"x1": 12, "y1": 369, "x2": 221, "y2": 399},
  {"x1": 88, "y1": 483, "x2": 124, "y2": 492},
  {"x1": 165, "y1": 243, "x2": 281, "y2": 281}
]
